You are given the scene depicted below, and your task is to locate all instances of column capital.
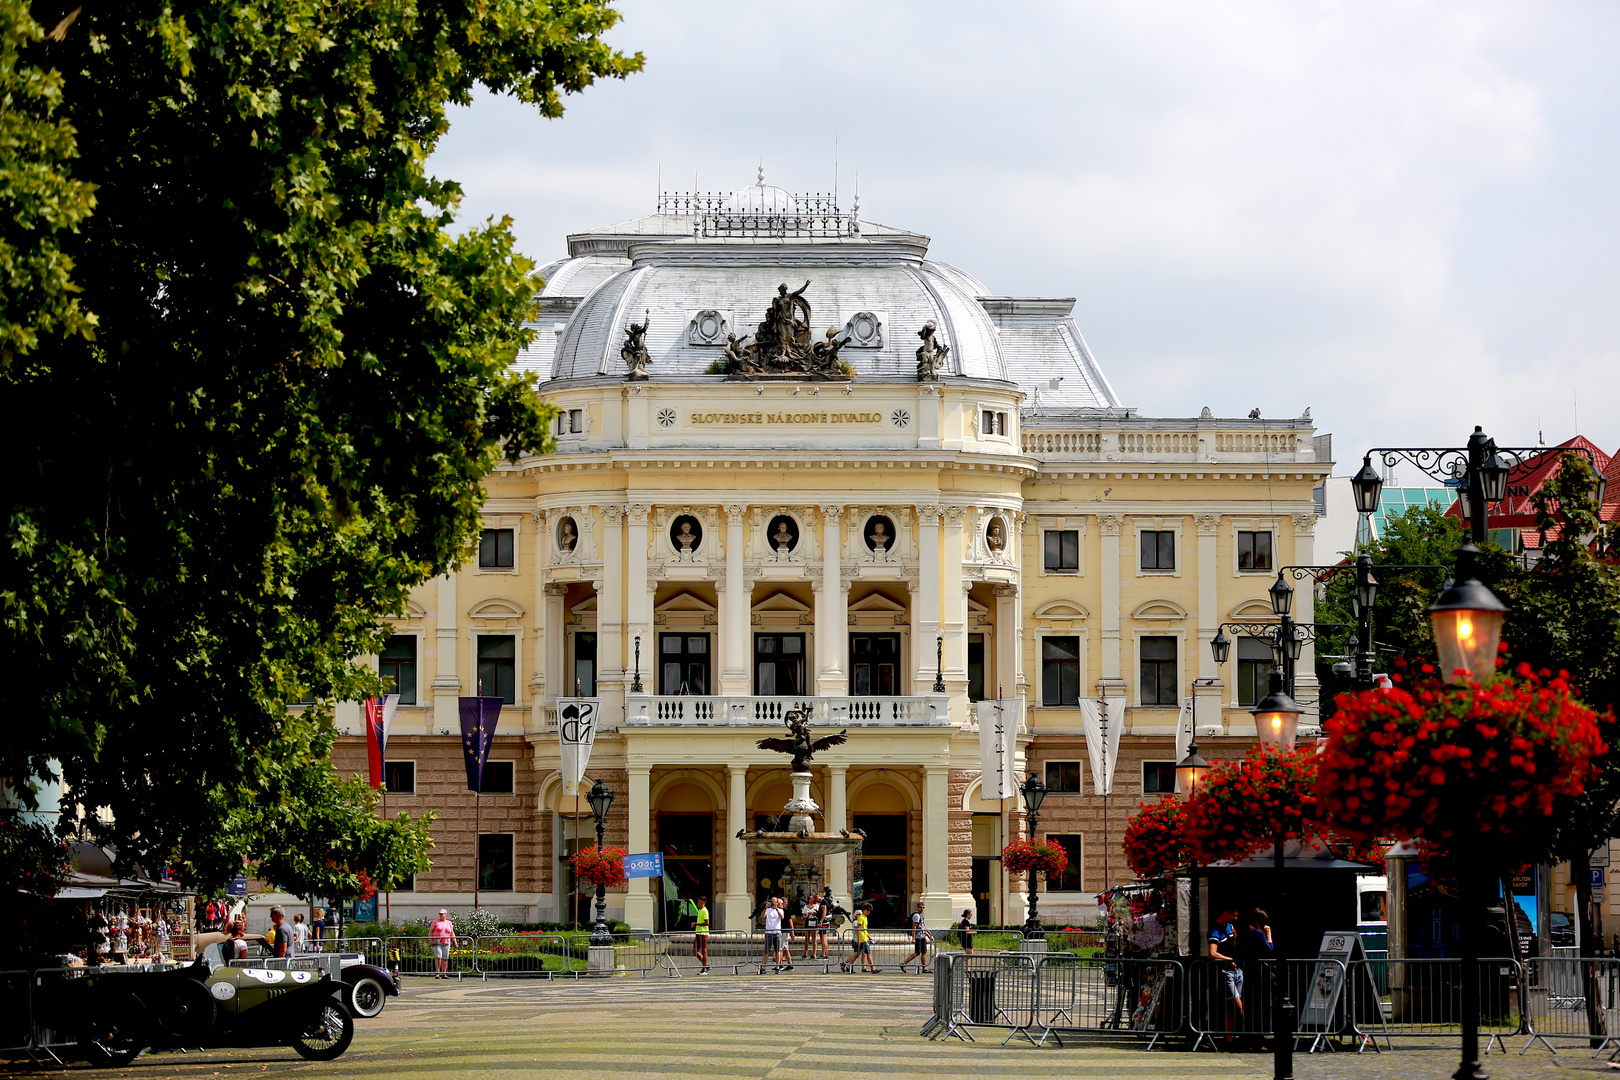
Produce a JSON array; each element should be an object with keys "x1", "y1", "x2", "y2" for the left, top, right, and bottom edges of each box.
[
  {"x1": 544, "y1": 582, "x2": 569, "y2": 597},
  {"x1": 1292, "y1": 513, "x2": 1316, "y2": 537},
  {"x1": 626, "y1": 503, "x2": 651, "y2": 525},
  {"x1": 723, "y1": 503, "x2": 749, "y2": 522},
  {"x1": 1098, "y1": 514, "x2": 1122, "y2": 536},
  {"x1": 727, "y1": 762, "x2": 749, "y2": 775},
  {"x1": 827, "y1": 762, "x2": 849, "y2": 774},
  {"x1": 532, "y1": 507, "x2": 547, "y2": 525},
  {"x1": 818, "y1": 503, "x2": 843, "y2": 520},
  {"x1": 993, "y1": 584, "x2": 1018, "y2": 598},
  {"x1": 915, "y1": 504, "x2": 941, "y2": 524},
  {"x1": 943, "y1": 506, "x2": 967, "y2": 526},
  {"x1": 599, "y1": 505, "x2": 626, "y2": 526},
  {"x1": 1196, "y1": 513, "x2": 1220, "y2": 536}
]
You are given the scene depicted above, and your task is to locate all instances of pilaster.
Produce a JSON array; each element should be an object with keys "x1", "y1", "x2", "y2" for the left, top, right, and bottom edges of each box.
[
  {"x1": 1097, "y1": 514, "x2": 1125, "y2": 691},
  {"x1": 723, "y1": 764, "x2": 750, "y2": 930},
  {"x1": 430, "y1": 573, "x2": 460, "y2": 735},
  {"x1": 722, "y1": 504, "x2": 749, "y2": 695},
  {"x1": 915, "y1": 504, "x2": 942, "y2": 691},
  {"x1": 624, "y1": 764, "x2": 654, "y2": 930}
]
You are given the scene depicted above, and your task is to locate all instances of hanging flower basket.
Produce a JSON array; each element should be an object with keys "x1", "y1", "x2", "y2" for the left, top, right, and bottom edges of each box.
[
  {"x1": 1185, "y1": 745, "x2": 1321, "y2": 866},
  {"x1": 1001, "y1": 838, "x2": 1068, "y2": 879},
  {"x1": 1122, "y1": 796, "x2": 1191, "y2": 879},
  {"x1": 571, "y1": 845, "x2": 628, "y2": 889},
  {"x1": 1314, "y1": 663, "x2": 1606, "y2": 862}
]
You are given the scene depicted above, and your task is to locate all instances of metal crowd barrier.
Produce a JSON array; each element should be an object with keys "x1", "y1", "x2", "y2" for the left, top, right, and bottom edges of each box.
[
  {"x1": 1040, "y1": 930, "x2": 1107, "y2": 958},
  {"x1": 661, "y1": 931, "x2": 773, "y2": 976},
  {"x1": 306, "y1": 936, "x2": 384, "y2": 966},
  {"x1": 1519, "y1": 955, "x2": 1620, "y2": 1056},
  {"x1": 0, "y1": 970, "x2": 31, "y2": 1059},
  {"x1": 930, "y1": 952, "x2": 1040, "y2": 1043},
  {"x1": 468, "y1": 934, "x2": 586, "y2": 978},
  {"x1": 387, "y1": 935, "x2": 478, "y2": 978},
  {"x1": 1035, "y1": 954, "x2": 1184, "y2": 1047},
  {"x1": 231, "y1": 953, "x2": 341, "y2": 979},
  {"x1": 1346, "y1": 957, "x2": 1521, "y2": 1052}
]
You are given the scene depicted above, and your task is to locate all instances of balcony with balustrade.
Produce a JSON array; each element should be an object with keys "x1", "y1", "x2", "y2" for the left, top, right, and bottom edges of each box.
[
  {"x1": 623, "y1": 693, "x2": 950, "y2": 728},
  {"x1": 1020, "y1": 413, "x2": 1320, "y2": 466}
]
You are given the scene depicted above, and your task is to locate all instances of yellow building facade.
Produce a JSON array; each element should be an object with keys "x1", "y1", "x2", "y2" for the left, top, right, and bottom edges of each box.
[{"x1": 334, "y1": 179, "x2": 1329, "y2": 931}]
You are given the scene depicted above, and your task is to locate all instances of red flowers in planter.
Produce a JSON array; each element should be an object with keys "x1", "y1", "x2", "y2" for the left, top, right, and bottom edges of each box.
[
  {"x1": 1122, "y1": 797, "x2": 1191, "y2": 879},
  {"x1": 571, "y1": 845, "x2": 629, "y2": 889},
  {"x1": 1001, "y1": 838, "x2": 1069, "y2": 879},
  {"x1": 1184, "y1": 745, "x2": 1322, "y2": 865},
  {"x1": 1314, "y1": 664, "x2": 1605, "y2": 859}
]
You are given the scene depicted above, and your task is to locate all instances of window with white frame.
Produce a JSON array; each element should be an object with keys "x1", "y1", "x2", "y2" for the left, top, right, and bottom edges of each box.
[
  {"x1": 980, "y1": 408, "x2": 1008, "y2": 437},
  {"x1": 1041, "y1": 636, "x2": 1082, "y2": 706},
  {"x1": 1044, "y1": 529, "x2": 1079, "y2": 573},
  {"x1": 1142, "y1": 761, "x2": 1177, "y2": 795},
  {"x1": 1237, "y1": 530, "x2": 1274, "y2": 572},
  {"x1": 479, "y1": 528, "x2": 515, "y2": 568},
  {"x1": 1138, "y1": 636, "x2": 1178, "y2": 705},
  {"x1": 1045, "y1": 760, "x2": 1083, "y2": 793},
  {"x1": 1139, "y1": 530, "x2": 1176, "y2": 571}
]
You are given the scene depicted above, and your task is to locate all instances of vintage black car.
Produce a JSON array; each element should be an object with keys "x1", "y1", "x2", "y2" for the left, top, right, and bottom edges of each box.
[
  {"x1": 196, "y1": 933, "x2": 400, "y2": 1017},
  {"x1": 33, "y1": 950, "x2": 355, "y2": 1066}
]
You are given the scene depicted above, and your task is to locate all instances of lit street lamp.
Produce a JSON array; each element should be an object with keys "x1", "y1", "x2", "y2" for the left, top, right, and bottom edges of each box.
[{"x1": 586, "y1": 778, "x2": 616, "y2": 947}]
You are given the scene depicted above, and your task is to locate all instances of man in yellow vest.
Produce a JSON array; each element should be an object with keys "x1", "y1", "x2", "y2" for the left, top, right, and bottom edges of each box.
[{"x1": 693, "y1": 897, "x2": 710, "y2": 974}]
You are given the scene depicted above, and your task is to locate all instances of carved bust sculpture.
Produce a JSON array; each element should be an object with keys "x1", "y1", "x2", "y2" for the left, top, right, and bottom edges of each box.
[
  {"x1": 558, "y1": 517, "x2": 578, "y2": 552},
  {"x1": 987, "y1": 517, "x2": 1006, "y2": 552},
  {"x1": 676, "y1": 521, "x2": 697, "y2": 551},
  {"x1": 773, "y1": 521, "x2": 794, "y2": 552},
  {"x1": 868, "y1": 520, "x2": 890, "y2": 552}
]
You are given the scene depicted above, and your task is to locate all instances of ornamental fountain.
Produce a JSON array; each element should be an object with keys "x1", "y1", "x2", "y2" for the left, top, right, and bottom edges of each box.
[{"x1": 740, "y1": 707, "x2": 865, "y2": 914}]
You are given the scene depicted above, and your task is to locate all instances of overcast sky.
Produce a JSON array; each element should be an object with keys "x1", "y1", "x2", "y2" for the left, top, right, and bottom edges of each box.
[{"x1": 430, "y1": 0, "x2": 1620, "y2": 475}]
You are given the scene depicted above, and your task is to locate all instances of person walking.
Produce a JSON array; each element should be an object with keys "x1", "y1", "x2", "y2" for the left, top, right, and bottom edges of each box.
[
  {"x1": 956, "y1": 910, "x2": 976, "y2": 957},
  {"x1": 693, "y1": 897, "x2": 710, "y2": 974},
  {"x1": 219, "y1": 919, "x2": 247, "y2": 963},
  {"x1": 267, "y1": 906, "x2": 292, "y2": 959},
  {"x1": 311, "y1": 907, "x2": 326, "y2": 944},
  {"x1": 841, "y1": 903, "x2": 878, "y2": 973},
  {"x1": 899, "y1": 902, "x2": 931, "y2": 973},
  {"x1": 429, "y1": 908, "x2": 456, "y2": 979},
  {"x1": 291, "y1": 912, "x2": 311, "y2": 955},
  {"x1": 1207, "y1": 908, "x2": 1244, "y2": 1042}
]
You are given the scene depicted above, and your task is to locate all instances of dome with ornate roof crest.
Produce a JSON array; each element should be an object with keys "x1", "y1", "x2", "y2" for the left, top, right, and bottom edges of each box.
[{"x1": 516, "y1": 172, "x2": 1121, "y2": 409}]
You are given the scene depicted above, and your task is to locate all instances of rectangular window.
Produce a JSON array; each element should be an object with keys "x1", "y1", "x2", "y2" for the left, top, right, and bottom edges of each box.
[
  {"x1": 1045, "y1": 760, "x2": 1083, "y2": 794},
  {"x1": 1044, "y1": 530, "x2": 1079, "y2": 572},
  {"x1": 569, "y1": 408, "x2": 583, "y2": 434},
  {"x1": 980, "y1": 409, "x2": 1007, "y2": 436},
  {"x1": 1139, "y1": 636, "x2": 1177, "y2": 705},
  {"x1": 1050, "y1": 834, "x2": 1084, "y2": 892},
  {"x1": 573, "y1": 632, "x2": 596, "y2": 697},
  {"x1": 379, "y1": 635, "x2": 417, "y2": 705},
  {"x1": 1140, "y1": 530, "x2": 1175, "y2": 571},
  {"x1": 967, "y1": 634, "x2": 985, "y2": 702},
  {"x1": 754, "y1": 633, "x2": 805, "y2": 695},
  {"x1": 1237, "y1": 636, "x2": 1274, "y2": 707},
  {"x1": 480, "y1": 760, "x2": 515, "y2": 795},
  {"x1": 393, "y1": 874, "x2": 414, "y2": 892},
  {"x1": 659, "y1": 633, "x2": 710, "y2": 696},
  {"x1": 477, "y1": 635, "x2": 516, "y2": 703},
  {"x1": 1041, "y1": 636, "x2": 1081, "y2": 706},
  {"x1": 478, "y1": 528, "x2": 515, "y2": 568},
  {"x1": 478, "y1": 834, "x2": 515, "y2": 892},
  {"x1": 848, "y1": 633, "x2": 899, "y2": 697},
  {"x1": 1237, "y1": 530, "x2": 1273, "y2": 571},
  {"x1": 383, "y1": 760, "x2": 416, "y2": 795},
  {"x1": 1142, "y1": 761, "x2": 1177, "y2": 795}
]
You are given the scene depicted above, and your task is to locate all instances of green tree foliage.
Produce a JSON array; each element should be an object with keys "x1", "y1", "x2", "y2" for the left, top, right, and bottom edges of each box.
[{"x1": 0, "y1": 1, "x2": 640, "y2": 892}]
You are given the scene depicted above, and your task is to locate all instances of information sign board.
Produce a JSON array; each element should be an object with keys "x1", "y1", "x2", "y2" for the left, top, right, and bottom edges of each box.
[{"x1": 624, "y1": 852, "x2": 664, "y2": 879}]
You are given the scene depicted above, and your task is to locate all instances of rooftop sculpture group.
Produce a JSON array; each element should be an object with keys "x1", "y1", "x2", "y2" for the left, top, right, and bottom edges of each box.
[{"x1": 716, "y1": 281, "x2": 852, "y2": 381}]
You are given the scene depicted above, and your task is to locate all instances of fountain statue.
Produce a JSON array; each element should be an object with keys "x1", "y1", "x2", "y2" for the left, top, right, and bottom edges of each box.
[{"x1": 741, "y1": 706, "x2": 865, "y2": 916}]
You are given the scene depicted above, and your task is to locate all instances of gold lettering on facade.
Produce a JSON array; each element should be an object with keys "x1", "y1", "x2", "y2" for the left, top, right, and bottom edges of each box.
[{"x1": 686, "y1": 411, "x2": 885, "y2": 426}]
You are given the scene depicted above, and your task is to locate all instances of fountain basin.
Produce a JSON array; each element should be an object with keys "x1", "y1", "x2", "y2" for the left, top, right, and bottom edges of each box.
[{"x1": 744, "y1": 832, "x2": 864, "y2": 861}]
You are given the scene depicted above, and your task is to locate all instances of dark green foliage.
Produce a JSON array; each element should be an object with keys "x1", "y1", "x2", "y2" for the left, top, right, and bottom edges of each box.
[{"x1": 0, "y1": 1, "x2": 640, "y2": 898}]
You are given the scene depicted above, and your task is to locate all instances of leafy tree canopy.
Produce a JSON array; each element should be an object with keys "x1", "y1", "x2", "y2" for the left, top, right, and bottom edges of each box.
[{"x1": 0, "y1": 0, "x2": 640, "y2": 893}]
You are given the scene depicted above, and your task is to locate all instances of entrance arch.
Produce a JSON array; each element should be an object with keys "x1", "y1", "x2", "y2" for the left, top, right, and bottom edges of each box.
[
  {"x1": 849, "y1": 777, "x2": 914, "y2": 928},
  {"x1": 654, "y1": 776, "x2": 717, "y2": 933}
]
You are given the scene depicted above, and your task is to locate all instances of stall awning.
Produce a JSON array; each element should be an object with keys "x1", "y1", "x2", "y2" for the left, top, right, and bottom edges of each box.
[{"x1": 54, "y1": 887, "x2": 108, "y2": 899}]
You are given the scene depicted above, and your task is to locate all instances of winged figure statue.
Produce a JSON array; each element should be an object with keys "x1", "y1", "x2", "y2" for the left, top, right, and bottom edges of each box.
[{"x1": 756, "y1": 706, "x2": 847, "y2": 771}]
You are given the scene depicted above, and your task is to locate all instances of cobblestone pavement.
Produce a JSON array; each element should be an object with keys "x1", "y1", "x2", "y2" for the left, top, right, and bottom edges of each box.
[{"x1": 4, "y1": 973, "x2": 1612, "y2": 1078}]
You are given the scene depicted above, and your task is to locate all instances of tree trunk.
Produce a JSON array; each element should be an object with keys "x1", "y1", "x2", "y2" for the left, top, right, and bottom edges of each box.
[{"x1": 1572, "y1": 850, "x2": 1607, "y2": 1045}]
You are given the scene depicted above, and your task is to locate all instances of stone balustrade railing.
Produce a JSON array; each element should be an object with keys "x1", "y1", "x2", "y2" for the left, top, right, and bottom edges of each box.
[
  {"x1": 624, "y1": 694, "x2": 950, "y2": 727},
  {"x1": 1021, "y1": 419, "x2": 1316, "y2": 464}
]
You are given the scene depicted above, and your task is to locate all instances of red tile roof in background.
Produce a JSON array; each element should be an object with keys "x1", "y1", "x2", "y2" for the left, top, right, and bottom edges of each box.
[{"x1": 1489, "y1": 436, "x2": 1620, "y2": 550}]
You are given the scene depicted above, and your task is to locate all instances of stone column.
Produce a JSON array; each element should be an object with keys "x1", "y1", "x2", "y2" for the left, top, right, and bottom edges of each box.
[
  {"x1": 915, "y1": 505, "x2": 942, "y2": 691},
  {"x1": 1292, "y1": 514, "x2": 1320, "y2": 714},
  {"x1": 817, "y1": 504, "x2": 847, "y2": 695},
  {"x1": 721, "y1": 504, "x2": 749, "y2": 696},
  {"x1": 994, "y1": 585, "x2": 1018, "y2": 701},
  {"x1": 624, "y1": 764, "x2": 654, "y2": 930},
  {"x1": 530, "y1": 510, "x2": 549, "y2": 733},
  {"x1": 1097, "y1": 515, "x2": 1125, "y2": 694},
  {"x1": 598, "y1": 506, "x2": 625, "y2": 708},
  {"x1": 430, "y1": 572, "x2": 459, "y2": 735},
  {"x1": 723, "y1": 764, "x2": 750, "y2": 930},
  {"x1": 625, "y1": 505, "x2": 651, "y2": 694},
  {"x1": 941, "y1": 509, "x2": 968, "y2": 705},
  {"x1": 543, "y1": 584, "x2": 567, "y2": 707},
  {"x1": 1195, "y1": 514, "x2": 1224, "y2": 722},
  {"x1": 826, "y1": 764, "x2": 849, "y2": 901},
  {"x1": 921, "y1": 764, "x2": 952, "y2": 924}
]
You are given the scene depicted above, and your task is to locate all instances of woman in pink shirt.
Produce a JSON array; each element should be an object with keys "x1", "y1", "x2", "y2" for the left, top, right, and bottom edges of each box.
[{"x1": 429, "y1": 909, "x2": 455, "y2": 979}]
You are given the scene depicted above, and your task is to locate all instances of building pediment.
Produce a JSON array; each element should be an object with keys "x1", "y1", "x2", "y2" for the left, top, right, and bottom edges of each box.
[
  {"x1": 469, "y1": 597, "x2": 525, "y2": 619},
  {"x1": 1228, "y1": 598, "x2": 1276, "y2": 619},
  {"x1": 1033, "y1": 599, "x2": 1090, "y2": 622},
  {"x1": 1131, "y1": 599, "x2": 1188, "y2": 621}
]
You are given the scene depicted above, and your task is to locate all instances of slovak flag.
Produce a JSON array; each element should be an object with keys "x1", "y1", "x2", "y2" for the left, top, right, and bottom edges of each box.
[{"x1": 365, "y1": 694, "x2": 401, "y2": 790}]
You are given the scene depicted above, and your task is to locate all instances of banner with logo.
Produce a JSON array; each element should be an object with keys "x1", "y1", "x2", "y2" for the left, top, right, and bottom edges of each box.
[
  {"x1": 975, "y1": 699, "x2": 1020, "y2": 799},
  {"x1": 365, "y1": 693, "x2": 401, "y2": 790},
  {"x1": 557, "y1": 697, "x2": 602, "y2": 795},
  {"x1": 458, "y1": 696, "x2": 503, "y2": 792},
  {"x1": 1079, "y1": 697, "x2": 1122, "y2": 796}
]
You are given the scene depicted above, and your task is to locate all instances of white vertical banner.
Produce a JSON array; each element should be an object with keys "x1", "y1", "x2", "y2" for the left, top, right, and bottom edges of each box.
[
  {"x1": 1174, "y1": 697, "x2": 1193, "y2": 767},
  {"x1": 557, "y1": 698, "x2": 602, "y2": 794},
  {"x1": 1079, "y1": 697, "x2": 1123, "y2": 795},
  {"x1": 975, "y1": 699, "x2": 1021, "y2": 799}
]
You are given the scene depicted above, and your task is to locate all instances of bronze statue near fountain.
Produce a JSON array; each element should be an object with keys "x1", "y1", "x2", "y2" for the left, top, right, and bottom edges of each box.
[{"x1": 756, "y1": 707, "x2": 846, "y2": 772}]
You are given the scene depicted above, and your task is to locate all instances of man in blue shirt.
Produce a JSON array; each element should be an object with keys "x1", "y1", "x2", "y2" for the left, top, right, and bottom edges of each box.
[{"x1": 1207, "y1": 908, "x2": 1245, "y2": 1038}]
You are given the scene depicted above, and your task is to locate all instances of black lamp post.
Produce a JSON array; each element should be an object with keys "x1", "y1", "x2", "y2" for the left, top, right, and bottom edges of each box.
[
  {"x1": 932, "y1": 634, "x2": 947, "y2": 694},
  {"x1": 1175, "y1": 693, "x2": 1211, "y2": 960},
  {"x1": 1251, "y1": 678, "x2": 1305, "y2": 1080},
  {"x1": 630, "y1": 636, "x2": 644, "y2": 695},
  {"x1": 1020, "y1": 772, "x2": 1048, "y2": 937},
  {"x1": 585, "y1": 778, "x2": 616, "y2": 947}
]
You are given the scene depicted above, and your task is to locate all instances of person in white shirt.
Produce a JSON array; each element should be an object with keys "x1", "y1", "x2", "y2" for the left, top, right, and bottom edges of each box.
[
  {"x1": 760, "y1": 897, "x2": 794, "y2": 974},
  {"x1": 291, "y1": 913, "x2": 311, "y2": 954},
  {"x1": 899, "y1": 902, "x2": 931, "y2": 973}
]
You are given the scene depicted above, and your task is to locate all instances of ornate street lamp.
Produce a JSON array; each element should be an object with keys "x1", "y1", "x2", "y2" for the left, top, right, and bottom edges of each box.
[
  {"x1": 1210, "y1": 627, "x2": 1231, "y2": 665},
  {"x1": 1268, "y1": 572, "x2": 1294, "y2": 617},
  {"x1": 1020, "y1": 772, "x2": 1048, "y2": 937},
  {"x1": 585, "y1": 778, "x2": 616, "y2": 946},
  {"x1": 1350, "y1": 457, "x2": 1384, "y2": 514},
  {"x1": 1252, "y1": 669, "x2": 1304, "y2": 751},
  {"x1": 1428, "y1": 545, "x2": 1507, "y2": 685}
]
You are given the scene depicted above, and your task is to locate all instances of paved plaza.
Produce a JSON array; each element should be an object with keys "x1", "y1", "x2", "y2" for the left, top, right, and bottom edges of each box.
[{"x1": 4, "y1": 975, "x2": 1614, "y2": 1078}]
